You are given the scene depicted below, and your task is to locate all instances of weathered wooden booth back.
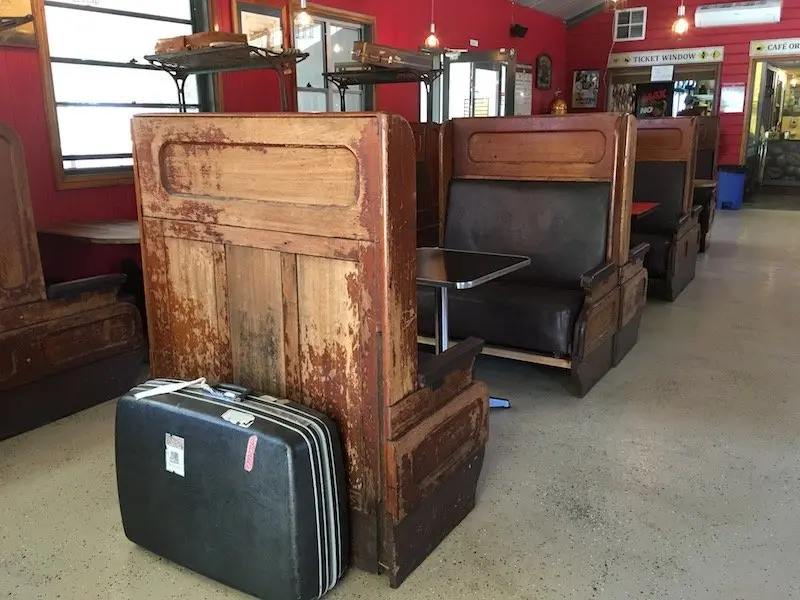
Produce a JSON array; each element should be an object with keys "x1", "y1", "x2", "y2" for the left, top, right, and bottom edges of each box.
[{"x1": 132, "y1": 113, "x2": 421, "y2": 574}]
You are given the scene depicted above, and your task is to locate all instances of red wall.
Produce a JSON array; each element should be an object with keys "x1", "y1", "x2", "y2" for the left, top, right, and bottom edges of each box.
[
  {"x1": 218, "y1": 0, "x2": 567, "y2": 118},
  {"x1": 0, "y1": 47, "x2": 138, "y2": 280},
  {"x1": 567, "y1": 0, "x2": 800, "y2": 167},
  {"x1": 1, "y1": 1, "x2": 564, "y2": 277}
]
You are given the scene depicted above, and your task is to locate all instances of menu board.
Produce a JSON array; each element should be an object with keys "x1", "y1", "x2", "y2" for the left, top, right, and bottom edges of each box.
[{"x1": 635, "y1": 82, "x2": 675, "y2": 118}]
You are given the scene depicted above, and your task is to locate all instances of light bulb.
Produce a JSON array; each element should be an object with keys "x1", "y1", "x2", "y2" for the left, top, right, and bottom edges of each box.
[
  {"x1": 295, "y1": 10, "x2": 312, "y2": 26},
  {"x1": 672, "y1": 17, "x2": 689, "y2": 35},
  {"x1": 295, "y1": 0, "x2": 312, "y2": 26},
  {"x1": 424, "y1": 23, "x2": 439, "y2": 48},
  {"x1": 672, "y1": 3, "x2": 689, "y2": 36},
  {"x1": 792, "y1": 76, "x2": 798, "y2": 87}
]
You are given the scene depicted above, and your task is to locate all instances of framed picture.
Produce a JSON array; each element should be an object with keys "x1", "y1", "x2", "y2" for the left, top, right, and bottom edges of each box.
[
  {"x1": 535, "y1": 53, "x2": 552, "y2": 90},
  {"x1": 0, "y1": 0, "x2": 35, "y2": 49},
  {"x1": 233, "y1": 1, "x2": 290, "y2": 52},
  {"x1": 572, "y1": 69, "x2": 600, "y2": 109}
]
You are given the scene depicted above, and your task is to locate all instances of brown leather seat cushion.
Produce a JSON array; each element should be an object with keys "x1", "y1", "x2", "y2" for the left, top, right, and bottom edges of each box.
[
  {"x1": 630, "y1": 233, "x2": 671, "y2": 278},
  {"x1": 418, "y1": 282, "x2": 585, "y2": 356}
]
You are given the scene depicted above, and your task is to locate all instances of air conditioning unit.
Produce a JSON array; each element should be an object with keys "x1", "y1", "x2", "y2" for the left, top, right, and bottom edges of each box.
[{"x1": 695, "y1": 0, "x2": 782, "y2": 28}]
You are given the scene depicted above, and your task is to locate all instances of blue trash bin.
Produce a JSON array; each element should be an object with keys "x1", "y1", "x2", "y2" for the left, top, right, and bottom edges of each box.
[{"x1": 717, "y1": 164, "x2": 747, "y2": 210}]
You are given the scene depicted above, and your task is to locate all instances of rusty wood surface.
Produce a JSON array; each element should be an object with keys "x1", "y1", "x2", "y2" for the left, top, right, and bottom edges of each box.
[
  {"x1": 0, "y1": 302, "x2": 143, "y2": 391},
  {"x1": 0, "y1": 122, "x2": 46, "y2": 309},
  {"x1": 132, "y1": 112, "x2": 489, "y2": 580}
]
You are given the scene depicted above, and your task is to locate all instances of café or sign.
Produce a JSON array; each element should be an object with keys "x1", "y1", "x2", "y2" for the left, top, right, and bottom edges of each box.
[
  {"x1": 608, "y1": 46, "x2": 725, "y2": 67},
  {"x1": 750, "y1": 38, "x2": 800, "y2": 57}
]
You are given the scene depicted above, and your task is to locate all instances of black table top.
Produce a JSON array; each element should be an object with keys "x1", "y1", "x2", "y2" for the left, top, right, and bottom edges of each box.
[{"x1": 416, "y1": 247, "x2": 531, "y2": 290}]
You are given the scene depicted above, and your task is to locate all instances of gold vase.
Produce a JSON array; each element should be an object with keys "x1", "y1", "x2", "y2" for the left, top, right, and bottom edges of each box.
[{"x1": 550, "y1": 90, "x2": 567, "y2": 115}]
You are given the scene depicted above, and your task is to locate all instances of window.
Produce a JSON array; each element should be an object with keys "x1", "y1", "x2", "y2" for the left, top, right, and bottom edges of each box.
[
  {"x1": 37, "y1": 0, "x2": 214, "y2": 187},
  {"x1": 613, "y1": 8, "x2": 647, "y2": 42},
  {"x1": 294, "y1": 14, "x2": 372, "y2": 112}
]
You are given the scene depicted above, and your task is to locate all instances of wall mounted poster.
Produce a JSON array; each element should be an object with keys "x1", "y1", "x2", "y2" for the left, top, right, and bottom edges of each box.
[
  {"x1": 0, "y1": 0, "x2": 35, "y2": 48},
  {"x1": 572, "y1": 69, "x2": 600, "y2": 109},
  {"x1": 636, "y1": 82, "x2": 675, "y2": 118}
]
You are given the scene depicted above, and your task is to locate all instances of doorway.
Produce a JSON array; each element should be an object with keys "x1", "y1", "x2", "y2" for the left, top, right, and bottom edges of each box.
[
  {"x1": 741, "y1": 57, "x2": 800, "y2": 209},
  {"x1": 420, "y1": 49, "x2": 516, "y2": 123}
]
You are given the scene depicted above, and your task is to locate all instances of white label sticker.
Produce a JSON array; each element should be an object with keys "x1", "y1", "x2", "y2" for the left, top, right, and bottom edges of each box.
[
  {"x1": 221, "y1": 409, "x2": 256, "y2": 428},
  {"x1": 165, "y1": 433, "x2": 185, "y2": 477}
]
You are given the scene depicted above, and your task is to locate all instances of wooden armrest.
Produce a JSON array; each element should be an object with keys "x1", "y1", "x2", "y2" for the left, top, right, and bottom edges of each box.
[
  {"x1": 580, "y1": 262, "x2": 617, "y2": 292},
  {"x1": 46, "y1": 273, "x2": 127, "y2": 300},
  {"x1": 691, "y1": 205, "x2": 703, "y2": 218},
  {"x1": 629, "y1": 242, "x2": 650, "y2": 263},
  {"x1": 418, "y1": 337, "x2": 484, "y2": 389}
]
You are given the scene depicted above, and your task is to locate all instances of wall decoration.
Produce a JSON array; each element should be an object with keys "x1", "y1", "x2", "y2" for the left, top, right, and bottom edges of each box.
[
  {"x1": 635, "y1": 82, "x2": 675, "y2": 118},
  {"x1": 571, "y1": 69, "x2": 600, "y2": 109},
  {"x1": 235, "y1": 2, "x2": 285, "y2": 52},
  {"x1": 720, "y1": 83, "x2": 746, "y2": 114},
  {"x1": 514, "y1": 64, "x2": 533, "y2": 115},
  {"x1": 535, "y1": 53, "x2": 552, "y2": 90},
  {"x1": 0, "y1": 0, "x2": 35, "y2": 49},
  {"x1": 609, "y1": 82, "x2": 636, "y2": 113}
]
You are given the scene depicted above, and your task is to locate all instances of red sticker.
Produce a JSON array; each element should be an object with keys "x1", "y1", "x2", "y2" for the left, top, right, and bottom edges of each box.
[{"x1": 244, "y1": 435, "x2": 258, "y2": 472}]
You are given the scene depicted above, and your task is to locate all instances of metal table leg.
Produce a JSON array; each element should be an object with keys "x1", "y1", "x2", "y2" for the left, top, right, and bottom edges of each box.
[
  {"x1": 433, "y1": 286, "x2": 511, "y2": 409},
  {"x1": 434, "y1": 287, "x2": 448, "y2": 354}
]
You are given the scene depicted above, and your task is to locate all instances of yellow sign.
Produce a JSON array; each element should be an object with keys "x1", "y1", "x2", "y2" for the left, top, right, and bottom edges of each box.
[
  {"x1": 609, "y1": 46, "x2": 725, "y2": 68},
  {"x1": 750, "y1": 38, "x2": 800, "y2": 57}
]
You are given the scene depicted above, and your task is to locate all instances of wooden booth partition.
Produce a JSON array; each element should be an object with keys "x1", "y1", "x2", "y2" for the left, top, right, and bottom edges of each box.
[
  {"x1": 0, "y1": 123, "x2": 144, "y2": 440},
  {"x1": 410, "y1": 123, "x2": 441, "y2": 247},
  {"x1": 421, "y1": 113, "x2": 646, "y2": 396},
  {"x1": 131, "y1": 113, "x2": 489, "y2": 587},
  {"x1": 694, "y1": 116, "x2": 721, "y2": 253},
  {"x1": 630, "y1": 117, "x2": 701, "y2": 301}
]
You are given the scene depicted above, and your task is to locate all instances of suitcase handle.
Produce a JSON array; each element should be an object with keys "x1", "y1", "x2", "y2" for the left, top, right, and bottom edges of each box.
[{"x1": 212, "y1": 382, "x2": 252, "y2": 401}]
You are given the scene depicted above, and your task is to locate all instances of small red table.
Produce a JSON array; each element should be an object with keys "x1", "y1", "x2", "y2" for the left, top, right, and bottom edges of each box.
[{"x1": 631, "y1": 202, "x2": 659, "y2": 218}]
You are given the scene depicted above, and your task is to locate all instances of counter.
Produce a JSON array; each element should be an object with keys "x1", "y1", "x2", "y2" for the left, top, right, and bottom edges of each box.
[{"x1": 764, "y1": 139, "x2": 800, "y2": 186}]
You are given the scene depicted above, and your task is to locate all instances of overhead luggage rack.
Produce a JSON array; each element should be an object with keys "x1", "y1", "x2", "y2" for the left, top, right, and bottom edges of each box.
[
  {"x1": 0, "y1": 15, "x2": 33, "y2": 34},
  {"x1": 144, "y1": 44, "x2": 309, "y2": 112}
]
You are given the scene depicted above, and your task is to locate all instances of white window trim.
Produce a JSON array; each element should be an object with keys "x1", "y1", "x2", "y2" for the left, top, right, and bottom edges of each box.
[{"x1": 613, "y1": 7, "x2": 647, "y2": 42}]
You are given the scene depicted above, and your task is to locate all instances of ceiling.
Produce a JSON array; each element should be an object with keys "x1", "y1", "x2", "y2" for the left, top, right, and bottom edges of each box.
[{"x1": 519, "y1": 0, "x2": 605, "y2": 24}]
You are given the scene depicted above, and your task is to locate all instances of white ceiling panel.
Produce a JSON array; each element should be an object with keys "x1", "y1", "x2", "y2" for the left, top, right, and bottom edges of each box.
[{"x1": 519, "y1": 0, "x2": 605, "y2": 23}]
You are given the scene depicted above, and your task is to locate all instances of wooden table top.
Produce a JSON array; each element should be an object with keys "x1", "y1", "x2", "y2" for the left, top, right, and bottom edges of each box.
[
  {"x1": 37, "y1": 219, "x2": 140, "y2": 245},
  {"x1": 694, "y1": 179, "x2": 718, "y2": 188},
  {"x1": 631, "y1": 202, "x2": 659, "y2": 218}
]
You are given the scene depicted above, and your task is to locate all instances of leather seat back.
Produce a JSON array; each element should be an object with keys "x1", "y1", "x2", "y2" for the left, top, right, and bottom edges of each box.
[
  {"x1": 444, "y1": 179, "x2": 611, "y2": 287},
  {"x1": 632, "y1": 161, "x2": 687, "y2": 233},
  {"x1": 695, "y1": 149, "x2": 714, "y2": 180}
]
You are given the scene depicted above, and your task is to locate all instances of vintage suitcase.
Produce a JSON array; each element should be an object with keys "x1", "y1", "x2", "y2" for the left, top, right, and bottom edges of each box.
[
  {"x1": 115, "y1": 378, "x2": 348, "y2": 600},
  {"x1": 154, "y1": 32, "x2": 247, "y2": 54},
  {"x1": 351, "y1": 41, "x2": 433, "y2": 71}
]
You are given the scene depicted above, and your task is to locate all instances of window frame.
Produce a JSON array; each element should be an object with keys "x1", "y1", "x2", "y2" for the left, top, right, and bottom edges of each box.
[
  {"x1": 34, "y1": 0, "x2": 215, "y2": 190},
  {"x1": 289, "y1": 2, "x2": 375, "y2": 113},
  {"x1": 613, "y1": 7, "x2": 647, "y2": 43}
]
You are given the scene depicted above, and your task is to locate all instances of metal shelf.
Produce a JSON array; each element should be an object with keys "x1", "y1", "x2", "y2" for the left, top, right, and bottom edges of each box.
[
  {"x1": 0, "y1": 15, "x2": 33, "y2": 34},
  {"x1": 323, "y1": 67, "x2": 442, "y2": 112},
  {"x1": 144, "y1": 44, "x2": 309, "y2": 112}
]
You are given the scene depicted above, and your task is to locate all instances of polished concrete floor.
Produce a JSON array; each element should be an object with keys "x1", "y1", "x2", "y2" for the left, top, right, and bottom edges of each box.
[{"x1": 2, "y1": 208, "x2": 800, "y2": 599}]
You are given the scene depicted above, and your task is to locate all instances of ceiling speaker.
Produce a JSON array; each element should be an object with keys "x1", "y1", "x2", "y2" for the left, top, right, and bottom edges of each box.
[{"x1": 510, "y1": 23, "x2": 528, "y2": 38}]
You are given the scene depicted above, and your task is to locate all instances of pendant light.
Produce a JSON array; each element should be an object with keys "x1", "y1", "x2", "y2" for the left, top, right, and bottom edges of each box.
[
  {"x1": 672, "y1": 2, "x2": 689, "y2": 36},
  {"x1": 424, "y1": 0, "x2": 439, "y2": 48},
  {"x1": 295, "y1": 0, "x2": 312, "y2": 27}
]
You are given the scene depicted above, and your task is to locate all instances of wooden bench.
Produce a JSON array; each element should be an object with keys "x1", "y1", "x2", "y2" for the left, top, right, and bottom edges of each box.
[
  {"x1": 410, "y1": 122, "x2": 441, "y2": 247},
  {"x1": 131, "y1": 112, "x2": 490, "y2": 588},
  {"x1": 418, "y1": 113, "x2": 646, "y2": 396},
  {"x1": 630, "y1": 117, "x2": 702, "y2": 301},
  {"x1": 694, "y1": 116, "x2": 720, "y2": 253},
  {"x1": 0, "y1": 123, "x2": 145, "y2": 440}
]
